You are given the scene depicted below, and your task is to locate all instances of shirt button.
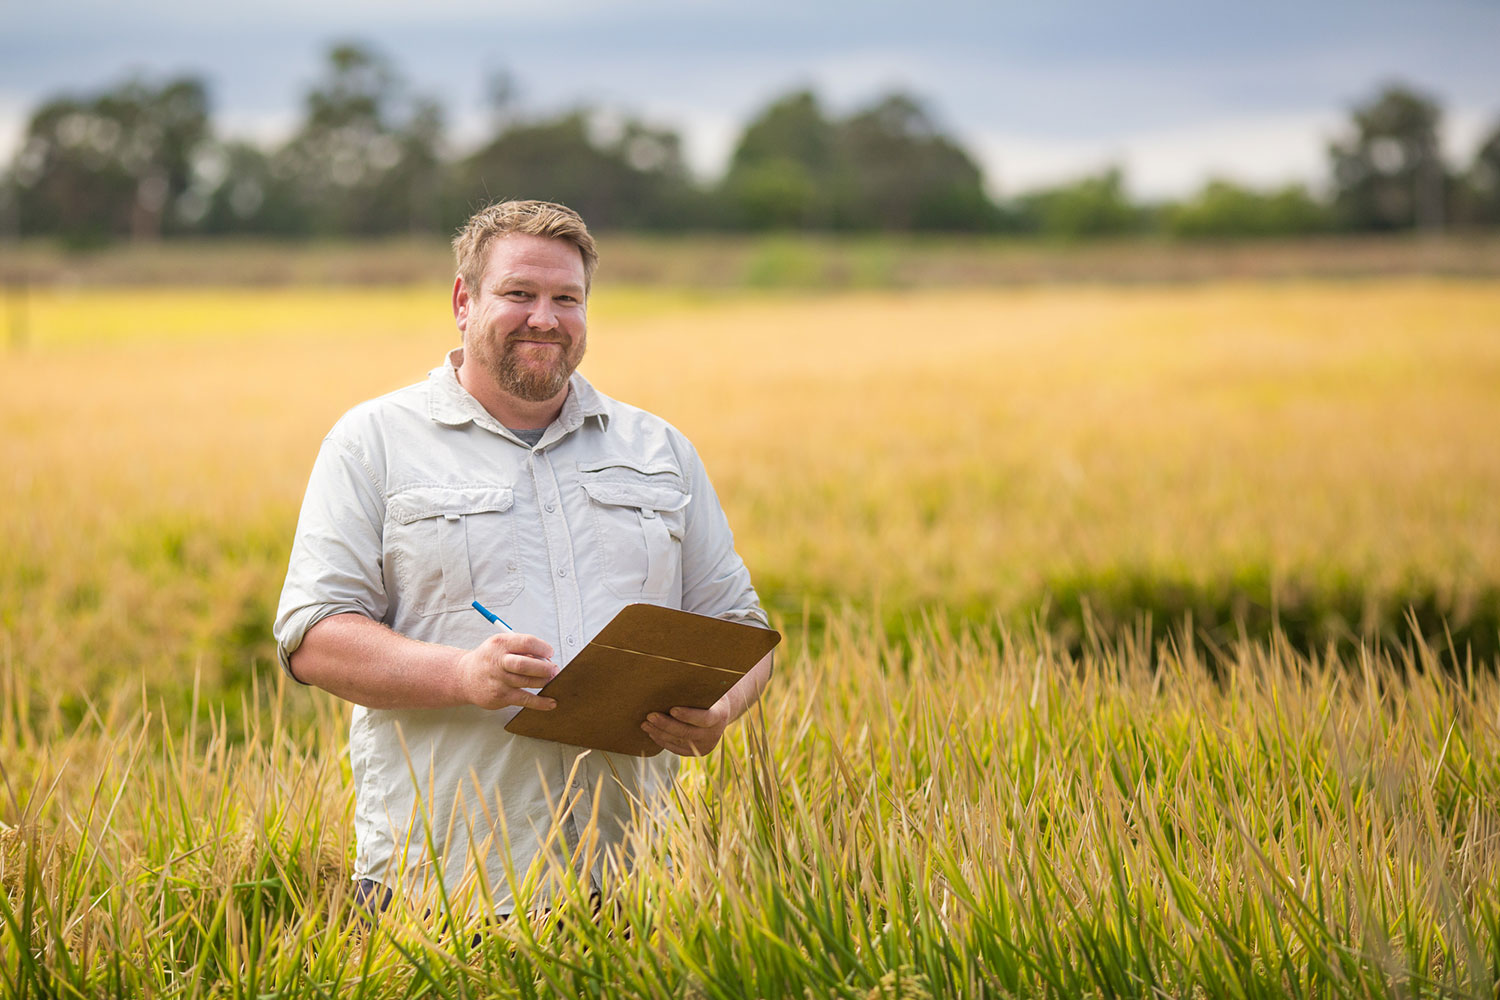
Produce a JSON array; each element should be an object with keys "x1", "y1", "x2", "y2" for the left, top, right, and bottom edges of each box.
[
  {"x1": 545, "y1": 502, "x2": 555, "y2": 512},
  {"x1": 558, "y1": 568, "x2": 568, "y2": 577},
  {"x1": 566, "y1": 636, "x2": 576, "y2": 646}
]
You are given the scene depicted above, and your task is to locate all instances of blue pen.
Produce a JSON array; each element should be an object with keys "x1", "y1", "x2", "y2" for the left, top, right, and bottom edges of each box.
[{"x1": 471, "y1": 600, "x2": 514, "y2": 632}]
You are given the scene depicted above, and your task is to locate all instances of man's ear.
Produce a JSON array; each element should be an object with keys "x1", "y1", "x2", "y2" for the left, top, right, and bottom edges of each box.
[{"x1": 452, "y1": 274, "x2": 470, "y2": 331}]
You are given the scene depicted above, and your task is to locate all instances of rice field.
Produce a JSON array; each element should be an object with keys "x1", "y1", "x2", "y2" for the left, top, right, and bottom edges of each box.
[{"x1": 2, "y1": 276, "x2": 1499, "y2": 997}]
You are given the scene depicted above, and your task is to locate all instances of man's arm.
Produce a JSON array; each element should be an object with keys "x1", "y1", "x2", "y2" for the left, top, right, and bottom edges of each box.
[
  {"x1": 641, "y1": 647, "x2": 773, "y2": 756},
  {"x1": 641, "y1": 434, "x2": 776, "y2": 757},
  {"x1": 290, "y1": 612, "x2": 559, "y2": 712}
]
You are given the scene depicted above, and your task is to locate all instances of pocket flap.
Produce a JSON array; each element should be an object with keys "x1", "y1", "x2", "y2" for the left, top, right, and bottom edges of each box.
[
  {"x1": 388, "y1": 485, "x2": 514, "y2": 525},
  {"x1": 576, "y1": 457, "x2": 681, "y2": 477},
  {"x1": 580, "y1": 480, "x2": 691, "y2": 513}
]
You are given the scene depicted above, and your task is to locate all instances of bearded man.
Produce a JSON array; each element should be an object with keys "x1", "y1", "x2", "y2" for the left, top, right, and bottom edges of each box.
[{"x1": 273, "y1": 200, "x2": 772, "y2": 913}]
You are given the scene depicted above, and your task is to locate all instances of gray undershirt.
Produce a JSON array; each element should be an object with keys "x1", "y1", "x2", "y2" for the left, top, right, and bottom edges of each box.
[{"x1": 508, "y1": 427, "x2": 546, "y2": 447}]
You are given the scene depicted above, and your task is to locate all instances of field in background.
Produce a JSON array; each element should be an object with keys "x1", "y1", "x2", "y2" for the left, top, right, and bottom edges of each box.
[
  {"x1": 6, "y1": 231, "x2": 1500, "y2": 295},
  {"x1": 4, "y1": 277, "x2": 1498, "y2": 699},
  {"x1": 2, "y1": 273, "x2": 1499, "y2": 996}
]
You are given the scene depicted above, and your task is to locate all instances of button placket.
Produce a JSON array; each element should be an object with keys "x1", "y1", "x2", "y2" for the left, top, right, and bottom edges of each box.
[{"x1": 530, "y1": 449, "x2": 585, "y2": 665}]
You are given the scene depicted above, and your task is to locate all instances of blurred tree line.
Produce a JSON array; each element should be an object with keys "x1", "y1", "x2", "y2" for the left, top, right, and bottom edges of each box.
[{"x1": 4, "y1": 43, "x2": 1500, "y2": 246}]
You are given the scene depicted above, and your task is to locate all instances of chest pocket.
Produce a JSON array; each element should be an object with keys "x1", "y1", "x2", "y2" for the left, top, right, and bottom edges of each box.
[
  {"x1": 387, "y1": 485, "x2": 523, "y2": 616},
  {"x1": 578, "y1": 462, "x2": 691, "y2": 600}
]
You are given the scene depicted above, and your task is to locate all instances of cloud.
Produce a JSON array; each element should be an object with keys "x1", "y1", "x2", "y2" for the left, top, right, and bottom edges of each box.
[
  {"x1": 976, "y1": 104, "x2": 1497, "y2": 201},
  {"x1": 0, "y1": 92, "x2": 31, "y2": 163},
  {"x1": 1109, "y1": 112, "x2": 1348, "y2": 200},
  {"x1": 976, "y1": 114, "x2": 1330, "y2": 202},
  {"x1": 3, "y1": 0, "x2": 1495, "y2": 197}
]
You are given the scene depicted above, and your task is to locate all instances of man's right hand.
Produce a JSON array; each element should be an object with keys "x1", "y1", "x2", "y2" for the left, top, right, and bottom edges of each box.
[
  {"x1": 454, "y1": 633, "x2": 559, "y2": 711},
  {"x1": 288, "y1": 613, "x2": 561, "y2": 712}
]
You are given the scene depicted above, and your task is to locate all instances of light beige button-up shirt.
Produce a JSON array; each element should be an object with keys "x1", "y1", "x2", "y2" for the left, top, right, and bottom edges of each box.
[{"x1": 274, "y1": 349, "x2": 767, "y2": 910}]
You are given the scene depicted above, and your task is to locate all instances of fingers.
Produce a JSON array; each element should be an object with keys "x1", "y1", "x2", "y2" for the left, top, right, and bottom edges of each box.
[
  {"x1": 461, "y1": 632, "x2": 560, "y2": 710},
  {"x1": 642, "y1": 716, "x2": 708, "y2": 756},
  {"x1": 513, "y1": 689, "x2": 557, "y2": 712},
  {"x1": 483, "y1": 631, "x2": 554, "y2": 661},
  {"x1": 480, "y1": 633, "x2": 557, "y2": 683},
  {"x1": 497, "y1": 652, "x2": 557, "y2": 685},
  {"x1": 642, "y1": 706, "x2": 727, "y2": 757},
  {"x1": 663, "y1": 705, "x2": 719, "y2": 727}
]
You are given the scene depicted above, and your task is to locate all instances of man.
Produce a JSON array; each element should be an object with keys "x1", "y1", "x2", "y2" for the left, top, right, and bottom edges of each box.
[{"x1": 273, "y1": 200, "x2": 772, "y2": 913}]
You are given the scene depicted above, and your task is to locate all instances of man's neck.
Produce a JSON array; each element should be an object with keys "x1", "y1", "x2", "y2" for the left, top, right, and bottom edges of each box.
[{"x1": 456, "y1": 362, "x2": 567, "y2": 430}]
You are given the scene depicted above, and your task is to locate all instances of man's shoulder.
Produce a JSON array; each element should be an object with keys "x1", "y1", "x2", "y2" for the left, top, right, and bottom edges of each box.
[
  {"x1": 587, "y1": 385, "x2": 699, "y2": 455},
  {"x1": 581, "y1": 378, "x2": 681, "y2": 436},
  {"x1": 326, "y1": 379, "x2": 435, "y2": 443}
]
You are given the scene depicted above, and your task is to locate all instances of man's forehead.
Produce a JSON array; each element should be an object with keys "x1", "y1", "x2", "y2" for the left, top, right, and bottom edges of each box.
[{"x1": 481, "y1": 234, "x2": 586, "y2": 288}]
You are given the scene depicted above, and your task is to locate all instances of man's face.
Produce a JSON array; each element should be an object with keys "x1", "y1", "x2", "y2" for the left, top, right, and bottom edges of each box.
[{"x1": 454, "y1": 233, "x2": 588, "y2": 404}]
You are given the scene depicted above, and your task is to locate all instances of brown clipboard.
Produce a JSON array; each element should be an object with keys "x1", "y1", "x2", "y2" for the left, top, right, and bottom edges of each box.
[{"x1": 504, "y1": 604, "x2": 781, "y2": 757}]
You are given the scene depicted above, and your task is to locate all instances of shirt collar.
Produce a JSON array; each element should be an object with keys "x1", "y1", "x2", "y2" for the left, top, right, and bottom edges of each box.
[{"x1": 428, "y1": 347, "x2": 610, "y2": 435}]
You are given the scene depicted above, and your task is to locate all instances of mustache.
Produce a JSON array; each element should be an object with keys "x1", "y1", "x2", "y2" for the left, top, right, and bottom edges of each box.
[{"x1": 505, "y1": 331, "x2": 571, "y2": 347}]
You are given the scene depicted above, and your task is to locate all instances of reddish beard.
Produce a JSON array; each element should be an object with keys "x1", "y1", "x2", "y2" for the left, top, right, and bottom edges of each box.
[{"x1": 484, "y1": 330, "x2": 584, "y2": 402}]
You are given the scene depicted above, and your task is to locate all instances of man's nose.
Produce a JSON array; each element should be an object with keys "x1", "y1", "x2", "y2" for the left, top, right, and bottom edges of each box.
[{"x1": 527, "y1": 299, "x2": 559, "y2": 330}]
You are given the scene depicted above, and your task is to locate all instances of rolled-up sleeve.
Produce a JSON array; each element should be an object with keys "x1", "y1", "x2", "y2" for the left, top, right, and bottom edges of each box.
[
  {"x1": 677, "y1": 439, "x2": 769, "y2": 629},
  {"x1": 273, "y1": 433, "x2": 389, "y2": 679}
]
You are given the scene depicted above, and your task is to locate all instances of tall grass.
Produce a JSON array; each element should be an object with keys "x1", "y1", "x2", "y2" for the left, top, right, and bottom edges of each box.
[{"x1": 2, "y1": 618, "x2": 1497, "y2": 997}]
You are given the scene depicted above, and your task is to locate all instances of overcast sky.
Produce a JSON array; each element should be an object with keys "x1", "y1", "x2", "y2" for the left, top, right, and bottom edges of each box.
[{"x1": 3, "y1": 0, "x2": 1497, "y2": 198}]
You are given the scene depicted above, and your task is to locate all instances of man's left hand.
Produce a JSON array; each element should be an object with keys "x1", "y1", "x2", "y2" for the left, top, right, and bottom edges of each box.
[{"x1": 642, "y1": 701, "x2": 731, "y2": 757}]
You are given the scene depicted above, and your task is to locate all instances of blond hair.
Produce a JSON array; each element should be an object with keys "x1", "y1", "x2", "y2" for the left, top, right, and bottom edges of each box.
[{"x1": 451, "y1": 200, "x2": 599, "y2": 295}]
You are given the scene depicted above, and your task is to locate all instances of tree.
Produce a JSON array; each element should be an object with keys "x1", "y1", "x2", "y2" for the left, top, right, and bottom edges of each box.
[
  {"x1": 831, "y1": 93, "x2": 998, "y2": 231},
  {"x1": 1164, "y1": 179, "x2": 1331, "y2": 238},
  {"x1": 719, "y1": 88, "x2": 999, "y2": 231},
  {"x1": 186, "y1": 141, "x2": 300, "y2": 235},
  {"x1": 456, "y1": 109, "x2": 697, "y2": 230},
  {"x1": 1014, "y1": 167, "x2": 1141, "y2": 239},
  {"x1": 1459, "y1": 121, "x2": 1500, "y2": 227},
  {"x1": 720, "y1": 90, "x2": 838, "y2": 228},
  {"x1": 377, "y1": 97, "x2": 446, "y2": 234},
  {"x1": 9, "y1": 76, "x2": 210, "y2": 243},
  {"x1": 1329, "y1": 83, "x2": 1449, "y2": 231},
  {"x1": 272, "y1": 43, "x2": 446, "y2": 235}
]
